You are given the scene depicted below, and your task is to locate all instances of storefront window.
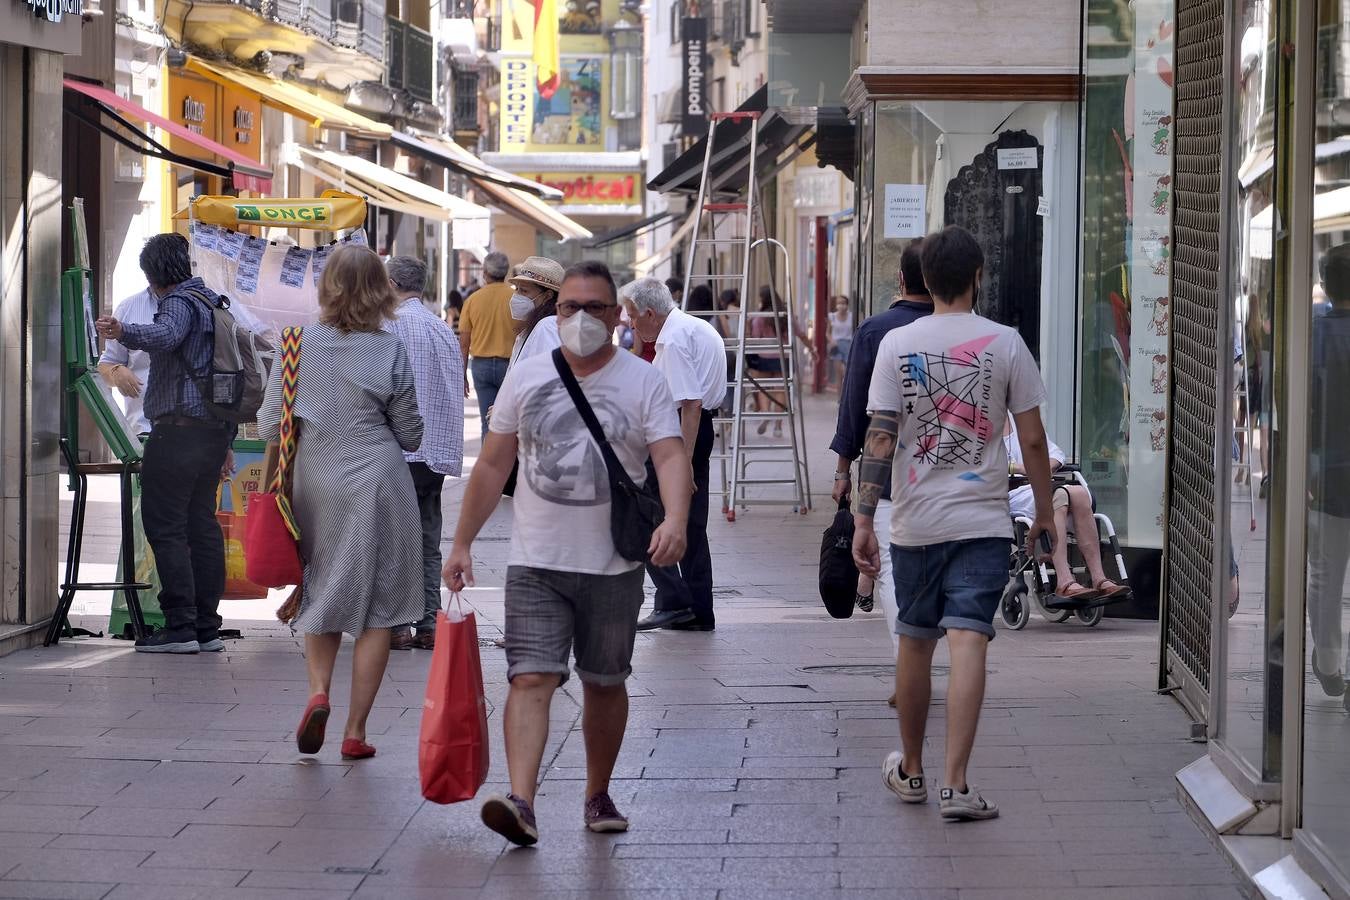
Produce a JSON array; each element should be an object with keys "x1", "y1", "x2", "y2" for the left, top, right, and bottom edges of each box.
[
  {"x1": 539, "y1": 232, "x2": 636, "y2": 285},
  {"x1": 1302, "y1": 0, "x2": 1350, "y2": 873},
  {"x1": 1223, "y1": 0, "x2": 1280, "y2": 781},
  {"x1": 865, "y1": 99, "x2": 1080, "y2": 435},
  {"x1": 1078, "y1": 0, "x2": 1175, "y2": 551}
]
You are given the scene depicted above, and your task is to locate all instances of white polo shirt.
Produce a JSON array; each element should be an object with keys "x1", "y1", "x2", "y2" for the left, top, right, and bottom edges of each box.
[{"x1": 654, "y1": 307, "x2": 727, "y2": 412}]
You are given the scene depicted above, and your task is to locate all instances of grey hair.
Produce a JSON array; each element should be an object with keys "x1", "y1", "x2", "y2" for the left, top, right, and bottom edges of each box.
[
  {"x1": 620, "y1": 276, "x2": 677, "y2": 316},
  {"x1": 386, "y1": 256, "x2": 428, "y2": 294},
  {"x1": 483, "y1": 251, "x2": 510, "y2": 280}
]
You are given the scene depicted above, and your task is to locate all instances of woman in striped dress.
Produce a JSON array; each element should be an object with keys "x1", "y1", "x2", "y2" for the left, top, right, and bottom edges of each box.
[{"x1": 258, "y1": 244, "x2": 424, "y2": 761}]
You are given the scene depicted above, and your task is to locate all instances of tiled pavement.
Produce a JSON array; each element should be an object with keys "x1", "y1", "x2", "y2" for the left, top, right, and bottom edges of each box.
[{"x1": 0, "y1": 395, "x2": 1243, "y2": 899}]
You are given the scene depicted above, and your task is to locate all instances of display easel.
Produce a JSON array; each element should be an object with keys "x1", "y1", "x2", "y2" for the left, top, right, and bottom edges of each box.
[{"x1": 47, "y1": 200, "x2": 151, "y2": 646}]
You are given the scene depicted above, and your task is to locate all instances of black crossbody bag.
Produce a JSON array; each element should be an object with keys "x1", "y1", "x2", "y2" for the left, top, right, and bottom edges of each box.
[{"x1": 551, "y1": 348, "x2": 665, "y2": 562}]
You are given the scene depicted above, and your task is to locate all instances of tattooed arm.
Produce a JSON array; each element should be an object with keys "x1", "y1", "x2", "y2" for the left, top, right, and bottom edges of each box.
[{"x1": 852, "y1": 410, "x2": 900, "y2": 577}]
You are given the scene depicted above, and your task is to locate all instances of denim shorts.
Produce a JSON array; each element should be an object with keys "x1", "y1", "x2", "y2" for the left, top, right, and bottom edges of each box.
[
  {"x1": 889, "y1": 538, "x2": 1010, "y2": 641},
  {"x1": 503, "y1": 565, "x2": 645, "y2": 686}
]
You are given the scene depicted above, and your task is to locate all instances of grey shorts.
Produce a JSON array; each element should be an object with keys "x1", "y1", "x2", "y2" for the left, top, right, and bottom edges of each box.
[{"x1": 503, "y1": 565, "x2": 645, "y2": 686}]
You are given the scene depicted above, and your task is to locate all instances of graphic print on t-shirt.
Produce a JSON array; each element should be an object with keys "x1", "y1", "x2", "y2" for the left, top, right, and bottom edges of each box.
[
  {"x1": 518, "y1": 379, "x2": 637, "y2": 506},
  {"x1": 899, "y1": 334, "x2": 999, "y2": 470}
]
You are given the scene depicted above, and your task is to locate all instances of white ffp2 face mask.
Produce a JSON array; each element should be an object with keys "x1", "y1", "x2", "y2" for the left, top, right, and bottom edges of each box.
[
  {"x1": 510, "y1": 294, "x2": 536, "y2": 320},
  {"x1": 558, "y1": 311, "x2": 611, "y2": 356}
]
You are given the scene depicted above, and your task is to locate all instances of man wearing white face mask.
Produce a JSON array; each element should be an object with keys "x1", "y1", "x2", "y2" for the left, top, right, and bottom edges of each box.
[{"x1": 444, "y1": 260, "x2": 692, "y2": 847}]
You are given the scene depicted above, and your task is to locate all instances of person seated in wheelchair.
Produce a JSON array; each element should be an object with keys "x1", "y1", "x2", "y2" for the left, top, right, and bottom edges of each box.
[{"x1": 1005, "y1": 421, "x2": 1128, "y2": 603}]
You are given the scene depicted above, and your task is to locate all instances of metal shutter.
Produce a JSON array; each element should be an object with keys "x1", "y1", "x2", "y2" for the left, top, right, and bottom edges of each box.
[{"x1": 1163, "y1": 0, "x2": 1225, "y2": 722}]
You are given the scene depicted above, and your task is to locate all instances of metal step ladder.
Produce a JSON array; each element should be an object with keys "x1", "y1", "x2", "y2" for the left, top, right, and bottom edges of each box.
[{"x1": 679, "y1": 111, "x2": 811, "y2": 521}]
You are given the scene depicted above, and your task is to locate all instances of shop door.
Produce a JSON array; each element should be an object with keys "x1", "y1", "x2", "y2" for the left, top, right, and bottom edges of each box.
[{"x1": 943, "y1": 130, "x2": 1044, "y2": 360}]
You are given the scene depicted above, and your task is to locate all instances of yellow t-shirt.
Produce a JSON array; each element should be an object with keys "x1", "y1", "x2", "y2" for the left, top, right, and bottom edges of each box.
[{"x1": 460, "y1": 282, "x2": 517, "y2": 360}]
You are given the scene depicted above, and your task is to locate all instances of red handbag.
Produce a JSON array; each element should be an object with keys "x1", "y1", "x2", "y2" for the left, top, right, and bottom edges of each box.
[
  {"x1": 244, "y1": 327, "x2": 304, "y2": 602},
  {"x1": 419, "y1": 593, "x2": 490, "y2": 804}
]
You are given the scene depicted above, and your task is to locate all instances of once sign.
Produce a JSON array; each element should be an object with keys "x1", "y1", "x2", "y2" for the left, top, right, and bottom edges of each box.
[{"x1": 21, "y1": 0, "x2": 82, "y2": 23}]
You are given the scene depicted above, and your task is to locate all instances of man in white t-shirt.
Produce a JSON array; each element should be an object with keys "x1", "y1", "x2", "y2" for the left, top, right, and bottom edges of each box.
[
  {"x1": 621, "y1": 277, "x2": 727, "y2": 632},
  {"x1": 443, "y1": 261, "x2": 692, "y2": 847},
  {"x1": 97, "y1": 287, "x2": 159, "y2": 435},
  {"x1": 852, "y1": 226, "x2": 1056, "y2": 823}
]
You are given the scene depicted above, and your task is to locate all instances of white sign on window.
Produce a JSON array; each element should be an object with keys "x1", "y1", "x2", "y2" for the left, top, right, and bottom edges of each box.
[
  {"x1": 997, "y1": 147, "x2": 1039, "y2": 170},
  {"x1": 883, "y1": 183, "x2": 926, "y2": 239}
]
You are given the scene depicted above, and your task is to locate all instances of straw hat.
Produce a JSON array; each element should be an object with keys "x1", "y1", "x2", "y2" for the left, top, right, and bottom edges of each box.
[{"x1": 509, "y1": 256, "x2": 565, "y2": 293}]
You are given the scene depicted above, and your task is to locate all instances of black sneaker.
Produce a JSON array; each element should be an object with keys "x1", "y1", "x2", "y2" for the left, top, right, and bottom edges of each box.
[
  {"x1": 482, "y1": 793, "x2": 539, "y2": 847},
  {"x1": 135, "y1": 628, "x2": 200, "y2": 654}
]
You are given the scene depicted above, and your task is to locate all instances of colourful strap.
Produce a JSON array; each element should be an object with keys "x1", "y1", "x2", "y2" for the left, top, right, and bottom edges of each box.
[{"x1": 270, "y1": 326, "x2": 302, "y2": 540}]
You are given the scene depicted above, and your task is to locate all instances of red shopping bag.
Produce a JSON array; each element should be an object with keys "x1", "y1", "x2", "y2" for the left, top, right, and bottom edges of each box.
[
  {"x1": 419, "y1": 595, "x2": 490, "y2": 804},
  {"x1": 242, "y1": 491, "x2": 303, "y2": 588}
]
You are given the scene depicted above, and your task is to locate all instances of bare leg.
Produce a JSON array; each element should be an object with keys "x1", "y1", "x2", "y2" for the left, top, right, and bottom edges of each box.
[
  {"x1": 344, "y1": 627, "x2": 391, "y2": 742},
  {"x1": 305, "y1": 633, "x2": 342, "y2": 697},
  {"x1": 504, "y1": 673, "x2": 562, "y2": 804},
  {"x1": 943, "y1": 629, "x2": 989, "y2": 791},
  {"x1": 1066, "y1": 485, "x2": 1112, "y2": 585},
  {"x1": 581, "y1": 681, "x2": 628, "y2": 798},
  {"x1": 1050, "y1": 504, "x2": 1075, "y2": 588},
  {"x1": 895, "y1": 635, "x2": 938, "y2": 776}
]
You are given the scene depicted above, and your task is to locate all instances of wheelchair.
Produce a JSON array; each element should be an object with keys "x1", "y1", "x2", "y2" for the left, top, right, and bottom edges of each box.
[{"x1": 999, "y1": 466, "x2": 1133, "y2": 630}]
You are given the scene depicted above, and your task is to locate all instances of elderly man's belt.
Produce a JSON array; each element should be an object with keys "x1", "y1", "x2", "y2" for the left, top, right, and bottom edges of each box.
[{"x1": 154, "y1": 415, "x2": 226, "y2": 429}]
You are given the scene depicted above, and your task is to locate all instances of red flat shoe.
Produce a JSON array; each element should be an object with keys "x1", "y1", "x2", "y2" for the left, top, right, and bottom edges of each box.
[
  {"x1": 340, "y1": 738, "x2": 376, "y2": 760},
  {"x1": 296, "y1": 693, "x2": 330, "y2": 755}
]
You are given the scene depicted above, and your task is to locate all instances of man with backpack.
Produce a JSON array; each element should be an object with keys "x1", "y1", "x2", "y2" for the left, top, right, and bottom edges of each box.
[{"x1": 95, "y1": 233, "x2": 235, "y2": 655}]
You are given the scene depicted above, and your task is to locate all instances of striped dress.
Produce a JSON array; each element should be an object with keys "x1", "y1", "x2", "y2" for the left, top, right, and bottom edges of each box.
[{"x1": 257, "y1": 323, "x2": 424, "y2": 636}]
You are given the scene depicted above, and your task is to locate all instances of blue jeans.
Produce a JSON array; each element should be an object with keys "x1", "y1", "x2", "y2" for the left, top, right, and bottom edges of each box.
[
  {"x1": 470, "y1": 356, "x2": 510, "y2": 430},
  {"x1": 889, "y1": 538, "x2": 1009, "y2": 641}
]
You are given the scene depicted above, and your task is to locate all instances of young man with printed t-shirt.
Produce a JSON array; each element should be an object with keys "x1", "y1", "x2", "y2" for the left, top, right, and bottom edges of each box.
[
  {"x1": 443, "y1": 261, "x2": 692, "y2": 847},
  {"x1": 852, "y1": 226, "x2": 1056, "y2": 821}
]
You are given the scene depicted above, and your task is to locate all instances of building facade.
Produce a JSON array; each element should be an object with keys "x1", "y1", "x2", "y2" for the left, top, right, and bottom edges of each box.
[{"x1": 1, "y1": 0, "x2": 85, "y2": 651}]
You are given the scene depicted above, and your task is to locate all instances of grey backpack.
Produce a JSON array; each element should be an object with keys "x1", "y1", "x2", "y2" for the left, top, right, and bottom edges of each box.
[{"x1": 183, "y1": 289, "x2": 274, "y2": 424}]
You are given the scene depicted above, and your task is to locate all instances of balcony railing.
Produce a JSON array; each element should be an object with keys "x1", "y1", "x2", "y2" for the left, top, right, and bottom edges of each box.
[
  {"x1": 452, "y1": 69, "x2": 480, "y2": 132},
  {"x1": 332, "y1": 0, "x2": 384, "y2": 60},
  {"x1": 386, "y1": 18, "x2": 434, "y2": 103}
]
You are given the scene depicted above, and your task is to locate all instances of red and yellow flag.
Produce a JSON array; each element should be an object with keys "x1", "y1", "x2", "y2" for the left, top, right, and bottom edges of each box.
[{"x1": 531, "y1": 0, "x2": 561, "y2": 99}]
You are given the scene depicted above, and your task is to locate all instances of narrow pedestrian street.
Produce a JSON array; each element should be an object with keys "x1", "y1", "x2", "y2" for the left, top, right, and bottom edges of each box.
[{"x1": 0, "y1": 395, "x2": 1242, "y2": 898}]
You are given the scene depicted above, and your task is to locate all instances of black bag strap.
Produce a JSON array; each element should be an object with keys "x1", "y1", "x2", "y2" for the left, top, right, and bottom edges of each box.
[{"x1": 551, "y1": 348, "x2": 639, "y2": 492}]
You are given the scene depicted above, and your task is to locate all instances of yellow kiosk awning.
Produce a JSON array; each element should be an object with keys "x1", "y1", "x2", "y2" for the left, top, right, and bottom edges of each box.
[
  {"x1": 185, "y1": 58, "x2": 392, "y2": 139},
  {"x1": 173, "y1": 191, "x2": 368, "y2": 230}
]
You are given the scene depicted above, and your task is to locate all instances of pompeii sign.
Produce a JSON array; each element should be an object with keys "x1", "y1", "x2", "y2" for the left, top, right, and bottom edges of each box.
[
  {"x1": 20, "y1": 0, "x2": 82, "y2": 22},
  {"x1": 681, "y1": 17, "x2": 708, "y2": 138}
]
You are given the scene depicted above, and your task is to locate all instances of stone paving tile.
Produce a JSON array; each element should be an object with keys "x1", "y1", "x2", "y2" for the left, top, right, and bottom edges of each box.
[{"x1": 0, "y1": 396, "x2": 1243, "y2": 899}]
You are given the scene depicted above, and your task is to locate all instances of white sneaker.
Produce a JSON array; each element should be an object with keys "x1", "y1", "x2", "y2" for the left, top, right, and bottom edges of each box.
[
  {"x1": 939, "y1": 785, "x2": 999, "y2": 820},
  {"x1": 882, "y1": 751, "x2": 927, "y2": 804}
]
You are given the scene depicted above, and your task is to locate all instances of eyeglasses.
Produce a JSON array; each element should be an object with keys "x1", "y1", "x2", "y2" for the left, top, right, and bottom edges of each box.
[{"x1": 557, "y1": 301, "x2": 618, "y2": 317}]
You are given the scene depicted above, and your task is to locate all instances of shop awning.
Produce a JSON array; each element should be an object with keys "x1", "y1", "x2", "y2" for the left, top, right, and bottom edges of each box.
[
  {"x1": 393, "y1": 131, "x2": 562, "y2": 199},
  {"x1": 279, "y1": 144, "x2": 490, "y2": 248},
  {"x1": 634, "y1": 213, "x2": 696, "y2": 275},
  {"x1": 63, "y1": 78, "x2": 274, "y2": 192},
  {"x1": 647, "y1": 85, "x2": 815, "y2": 197},
  {"x1": 585, "y1": 210, "x2": 676, "y2": 249},
  {"x1": 184, "y1": 58, "x2": 392, "y2": 139},
  {"x1": 472, "y1": 179, "x2": 593, "y2": 242}
]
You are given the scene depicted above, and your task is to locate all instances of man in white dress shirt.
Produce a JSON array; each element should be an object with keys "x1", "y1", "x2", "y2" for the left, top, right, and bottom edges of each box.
[
  {"x1": 622, "y1": 277, "x2": 727, "y2": 631},
  {"x1": 385, "y1": 256, "x2": 466, "y2": 650},
  {"x1": 97, "y1": 287, "x2": 160, "y2": 436}
]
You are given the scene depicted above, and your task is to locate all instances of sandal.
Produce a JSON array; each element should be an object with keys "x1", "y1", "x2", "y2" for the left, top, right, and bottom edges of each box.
[
  {"x1": 1054, "y1": 582, "x2": 1102, "y2": 602},
  {"x1": 1092, "y1": 579, "x2": 1130, "y2": 598},
  {"x1": 855, "y1": 591, "x2": 874, "y2": 612}
]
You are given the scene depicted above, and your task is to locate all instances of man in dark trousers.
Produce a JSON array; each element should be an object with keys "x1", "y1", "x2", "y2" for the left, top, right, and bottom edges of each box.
[
  {"x1": 829, "y1": 239, "x2": 934, "y2": 673},
  {"x1": 95, "y1": 234, "x2": 232, "y2": 654},
  {"x1": 623, "y1": 277, "x2": 727, "y2": 632}
]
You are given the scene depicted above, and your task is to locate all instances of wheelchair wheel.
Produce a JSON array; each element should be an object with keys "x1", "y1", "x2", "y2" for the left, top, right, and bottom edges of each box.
[
  {"x1": 1076, "y1": 606, "x2": 1105, "y2": 627},
  {"x1": 1000, "y1": 580, "x2": 1031, "y2": 631},
  {"x1": 1039, "y1": 597, "x2": 1071, "y2": 624}
]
